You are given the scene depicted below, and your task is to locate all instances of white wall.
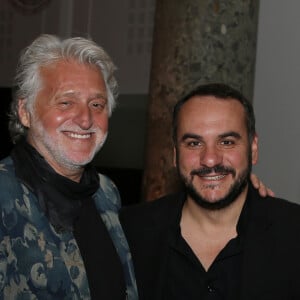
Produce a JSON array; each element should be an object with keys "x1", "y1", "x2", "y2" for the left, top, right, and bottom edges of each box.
[{"x1": 253, "y1": 0, "x2": 300, "y2": 203}]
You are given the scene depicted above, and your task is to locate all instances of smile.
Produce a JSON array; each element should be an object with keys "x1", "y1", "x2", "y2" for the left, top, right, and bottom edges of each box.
[
  {"x1": 66, "y1": 132, "x2": 92, "y2": 139},
  {"x1": 201, "y1": 174, "x2": 226, "y2": 180}
]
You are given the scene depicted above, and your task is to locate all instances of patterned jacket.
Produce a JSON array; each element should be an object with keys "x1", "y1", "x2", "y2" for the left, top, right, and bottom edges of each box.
[{"x1": 0, "y1": 156, "x2": 138, "y2": 299}]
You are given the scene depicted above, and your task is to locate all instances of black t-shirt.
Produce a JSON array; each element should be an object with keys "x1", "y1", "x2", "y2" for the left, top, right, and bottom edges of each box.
[{"x1": 163, "y1": 201, "x2": 248, "y2": 300}]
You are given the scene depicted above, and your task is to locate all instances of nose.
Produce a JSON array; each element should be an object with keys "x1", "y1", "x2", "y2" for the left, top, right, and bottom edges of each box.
[
  {"x1": 73, "y1": 104, "x2": 93, "y2": 130},
  {"x1": 200, "y1": 145, "x2": 223, "y2": 168}
]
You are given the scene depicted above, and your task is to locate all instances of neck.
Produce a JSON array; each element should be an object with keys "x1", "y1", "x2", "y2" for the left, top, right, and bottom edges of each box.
[
  {"x1": 181, "y1": 185, "x2": 248, "y2": 235},
  {"x1": 40, "y1": 155, "x2": 85, "y2": 183},
  {"x1": 180, "y1": 186, "x2": 248, "y2": 271},
  {"x1": 53, "y1": 167, "x2": 84, "y2": 183}
]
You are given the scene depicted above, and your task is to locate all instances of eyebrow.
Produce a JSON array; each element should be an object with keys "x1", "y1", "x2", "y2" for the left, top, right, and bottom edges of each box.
[
  {"x1": 180, "y1": 131, "x2": 241, "y2": 142},
  {"x1": 181, "y1": 133, "x2": 202, "y2": 142},
  {"x1": 88, "y1": 93, "x2": 107, "y2": 102},
  {"x1": 219, "y1": 131, "x2": 241, "y2": 139},
  {"x1": 57, "y1": 91, "x2": 107, "y2": 101}
]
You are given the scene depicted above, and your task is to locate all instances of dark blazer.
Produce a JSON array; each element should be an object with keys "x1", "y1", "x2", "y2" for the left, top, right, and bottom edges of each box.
[{"x1": 120, "y1": 184, "x2": 300, "y2": 300}]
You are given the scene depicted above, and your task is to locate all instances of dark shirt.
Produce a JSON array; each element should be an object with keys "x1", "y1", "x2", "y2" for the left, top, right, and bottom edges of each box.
[
  {"x1": 73, "y1": 197, "x2": 126, "y2": 299},
  {"x1": 164, "y1": 199, "x2": 249, "y2": 300}
]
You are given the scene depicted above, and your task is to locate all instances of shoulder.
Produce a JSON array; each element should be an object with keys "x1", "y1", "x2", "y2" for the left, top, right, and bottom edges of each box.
[
  {"x1": 0, "y1": 156, "x2": 21, "y2": 190},
  {"x1": 121, "y1": 193, "x2": 180, "y2": 216},
  {"x1": 0, "y1": 156, "x2": 15, "y2": 179},
  {"x1": 249, "y1": 187, "x2": 300, "y2": 232},
  {"x1": 265, "y1": 196, "x2": 300, "y2": 223},
  {"x1": 120, "y1": 193, "x2": 182, "y2": 230},
  {"x1": 249, "y1": 184, "x2": 300, "y2": 220},
  {"x1": 98, "y1": 173, "x2": 119, "y2": 196},
  {"x1": 0, "y1": 156, "x2": 26, "y2": 202},
  {"x1": 94, "y1": 173, "x2": 122, "y2": 212}
]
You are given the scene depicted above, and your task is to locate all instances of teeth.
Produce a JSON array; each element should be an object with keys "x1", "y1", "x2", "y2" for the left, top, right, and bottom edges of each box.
[
  {"x1": 69, "y1": 133, "x2": 91, "y2": 139},
  {"x1": 202, "y1": 175, "x2": 226, "y2": 180}
]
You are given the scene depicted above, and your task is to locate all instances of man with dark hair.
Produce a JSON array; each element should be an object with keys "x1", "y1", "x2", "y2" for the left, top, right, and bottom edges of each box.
[{"x1": 121, "y1": 83, "x2": 300, "y2": 300}]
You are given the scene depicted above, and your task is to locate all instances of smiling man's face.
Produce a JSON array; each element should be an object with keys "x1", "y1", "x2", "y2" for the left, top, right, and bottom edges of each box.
[
  {"x1": 174, "y1": 95, "x2": 258, "y2": 210},
  {"x1": 18, "y1": 59, "x2": 108, "y2": 178}
]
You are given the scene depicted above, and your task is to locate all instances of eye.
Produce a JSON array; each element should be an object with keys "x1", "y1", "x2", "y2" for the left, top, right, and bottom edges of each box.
[
  {"x1": 185, "y1": 140, "x2": 202, "y2": 148},
  {"x1": 220, "y1": 139, "x2": 235, "y2": 147},
  {"x1": 58, "y1": 100, "x2": 73, "y2": 109},
  {"x1": 189, "y1": 141, "x2": 200, "y2": 146},
  {"x1": 90, "y1": 100, "x2": 106, "y2": 111},
  {"x1": 92, "y1": 102, "x2": 104, "y2": 108}
]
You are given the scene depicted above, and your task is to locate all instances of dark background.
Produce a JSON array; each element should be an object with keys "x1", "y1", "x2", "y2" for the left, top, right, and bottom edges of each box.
[{"x1": 0, "y1": 88, "x2": 13, "y2": 159}]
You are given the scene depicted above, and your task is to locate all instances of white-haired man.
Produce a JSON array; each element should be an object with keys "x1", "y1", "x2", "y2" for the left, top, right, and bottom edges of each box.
[{"x1": 0, "y1": 34, "x2": 137, "y2": 299}]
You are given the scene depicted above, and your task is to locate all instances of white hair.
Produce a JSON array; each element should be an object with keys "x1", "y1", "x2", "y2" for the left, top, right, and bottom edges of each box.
[{"x1": 9, "y1": 34, "x2": 118, "y2": 143}]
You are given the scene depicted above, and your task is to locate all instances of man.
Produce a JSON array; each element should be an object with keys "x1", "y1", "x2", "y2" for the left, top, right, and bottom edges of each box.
[
  {"x1": 0, "y1": 34, "x2": 137, "y2": 299},
  {"x1": 120, "y1": 83, "x2": 300, "y2": 300},
  {"x1": 0, "y1": 35, "x2": 270, "y2": 299}
]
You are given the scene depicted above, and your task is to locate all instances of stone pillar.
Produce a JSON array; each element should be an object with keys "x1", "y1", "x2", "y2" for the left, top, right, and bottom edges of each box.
[{"x1": 142, "y1": 0, "x2": 259, "y2": 201}]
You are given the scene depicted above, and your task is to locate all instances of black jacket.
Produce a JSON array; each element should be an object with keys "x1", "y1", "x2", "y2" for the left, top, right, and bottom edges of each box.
[{"x1": 120, "y1": 184, "x2": 300, "y2": 300}]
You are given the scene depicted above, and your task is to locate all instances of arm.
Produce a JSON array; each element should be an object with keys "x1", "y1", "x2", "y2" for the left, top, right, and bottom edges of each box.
[{"x1": 250, "y1": 173, "x2": 275, "y2": 197}]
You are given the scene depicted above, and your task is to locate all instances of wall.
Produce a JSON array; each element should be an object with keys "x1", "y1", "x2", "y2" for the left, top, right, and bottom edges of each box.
[
  {"x1": 0, "y1": 0, "x2": 299, "y2": 203},
  {"x1": 97, "y1": 0, "x2": 300, "y2": 203},
  {"x1": 253, "y1": 0, "x2": 300, "y2": 203},
  {"x1": 0, "y1": 0, "x2": 62, "y2": 86}
]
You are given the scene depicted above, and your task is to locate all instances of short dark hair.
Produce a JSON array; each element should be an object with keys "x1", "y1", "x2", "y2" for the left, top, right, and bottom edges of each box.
[{"x1": 172, "y1": 83, "x2": 256, "y2": 144}]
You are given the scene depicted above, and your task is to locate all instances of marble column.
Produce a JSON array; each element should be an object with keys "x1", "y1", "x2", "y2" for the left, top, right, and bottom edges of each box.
[{"x1": 142, "y1": 0, "x2": 259, "y2": 201}]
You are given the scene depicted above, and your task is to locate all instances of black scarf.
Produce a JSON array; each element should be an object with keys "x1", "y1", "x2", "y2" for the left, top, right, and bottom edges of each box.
[{"x1": 11, "y1": 139, "x2": 100, "y2": 233}]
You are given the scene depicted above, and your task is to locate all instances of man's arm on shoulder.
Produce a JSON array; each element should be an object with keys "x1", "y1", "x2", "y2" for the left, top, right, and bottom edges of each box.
[{"x1": 250, "y1": 173, "x2": 275, "y2": 197}]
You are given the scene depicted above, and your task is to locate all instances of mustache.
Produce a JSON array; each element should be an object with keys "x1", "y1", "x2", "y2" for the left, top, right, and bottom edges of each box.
[
  {"x1": 58, "y1": 126, "x2": 98, "y2": 134},
  {"x1": 190, "y1": 165, "x2": 236, "y2": 177}
]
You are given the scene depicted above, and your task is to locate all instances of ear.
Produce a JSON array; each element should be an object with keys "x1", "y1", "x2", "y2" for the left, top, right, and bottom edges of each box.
[
  {"x1": 18, "y1": 99, "x2": 31, "y2": 128},
  {"x1": 173, "y1": 146, "x2": 177, "y2": 167},
  {"x1": 251, "y1": 134, "x2": 258, "y2": 165}
]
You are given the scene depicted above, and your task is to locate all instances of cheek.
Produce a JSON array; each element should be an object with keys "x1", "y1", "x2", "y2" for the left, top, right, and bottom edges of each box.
[
  {"x1": 94, "y1": 114, "x2": 109, "y2": 132},
  {"x1": 225, "y1": 150, "x2": 249, "y2": 170},
  {"x1": 177, "y1": 149, "x2": 200, "y2": 170},
  {"x1": 39, "y1": 113, "x2": 67, "y2": 131}
]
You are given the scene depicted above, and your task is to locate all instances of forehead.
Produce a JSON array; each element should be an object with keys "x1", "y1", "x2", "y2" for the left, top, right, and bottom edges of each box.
[
  {"x1": 177, "y1": 95, "x2": 247, "y2": 132},
  {"x1": 39, "y1": 60, "x2": 105, "y2": 88}
]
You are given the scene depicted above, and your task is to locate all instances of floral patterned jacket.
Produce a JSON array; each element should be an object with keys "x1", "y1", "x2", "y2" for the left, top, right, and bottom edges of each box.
[{"x1": 0, "y1": 156, "x2": 138, "y2": 299}]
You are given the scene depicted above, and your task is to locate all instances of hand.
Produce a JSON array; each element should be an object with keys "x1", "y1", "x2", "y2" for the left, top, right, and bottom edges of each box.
[{"x1": 250, "y1": 173, "x2": 275, "y2": 197}]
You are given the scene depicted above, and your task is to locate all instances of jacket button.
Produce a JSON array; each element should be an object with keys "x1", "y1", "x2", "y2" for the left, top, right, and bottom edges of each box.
[{"x1": 207, "y1": 284, "x2": 215, "y2": 292}]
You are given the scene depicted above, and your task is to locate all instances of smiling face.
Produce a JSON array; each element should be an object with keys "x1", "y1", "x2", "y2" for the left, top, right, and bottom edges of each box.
[
  {"x1": 174, "y1": 95, "x2": 258, "y2": 210},
  {"x1": 18, "y1": 60, "x2": 109, "y2": 179}
]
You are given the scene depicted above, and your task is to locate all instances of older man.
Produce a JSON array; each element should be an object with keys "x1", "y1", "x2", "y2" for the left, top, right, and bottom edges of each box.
[
  {"x1": 121, "y1": 83, "x2": 300, "y2": 300},
  {"x1": 0, "y1": 34, "x2": 137, "y2": 299}
]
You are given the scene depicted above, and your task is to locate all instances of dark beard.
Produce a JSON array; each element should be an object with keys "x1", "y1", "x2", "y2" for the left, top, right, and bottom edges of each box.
[{"x1": 178, "y1": 152, "x2": 252, "y2": 211}]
